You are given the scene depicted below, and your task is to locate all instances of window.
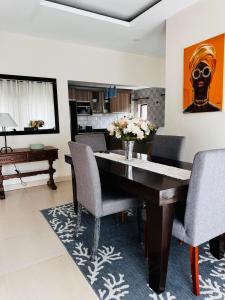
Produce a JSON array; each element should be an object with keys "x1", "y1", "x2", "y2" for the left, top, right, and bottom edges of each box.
[{"x1": 139, "y1": 104, "x2": 148, "y2": 119}]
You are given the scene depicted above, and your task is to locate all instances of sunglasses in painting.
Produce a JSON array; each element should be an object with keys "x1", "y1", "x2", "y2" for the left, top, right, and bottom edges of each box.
[{"x1": 192, "y1": 66, "x2": 211, "y2": 80}]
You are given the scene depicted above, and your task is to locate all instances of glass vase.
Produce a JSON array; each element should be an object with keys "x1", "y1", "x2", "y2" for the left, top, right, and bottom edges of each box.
[{"x1": 123, "y1": 140, "x2": 135, "y2": 160}]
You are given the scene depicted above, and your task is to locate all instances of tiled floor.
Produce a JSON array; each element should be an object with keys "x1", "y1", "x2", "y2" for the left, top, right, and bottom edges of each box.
[{"x1": 0, "y1": 181, "x2": 98, "y2": 300}]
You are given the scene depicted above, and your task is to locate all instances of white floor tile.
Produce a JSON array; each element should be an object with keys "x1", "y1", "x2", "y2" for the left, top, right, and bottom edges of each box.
[{"x1": 0, "y1": 181, "x2": 96, "y2": 300}]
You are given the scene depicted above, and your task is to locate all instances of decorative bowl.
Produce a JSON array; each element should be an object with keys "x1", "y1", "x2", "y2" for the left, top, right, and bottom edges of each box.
[{"x1": 29, "y1": 144, "x2": 44, "y2": 150}]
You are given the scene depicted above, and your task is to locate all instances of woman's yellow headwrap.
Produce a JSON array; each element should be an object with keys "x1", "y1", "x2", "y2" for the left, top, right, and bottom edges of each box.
[{"x1": 189, "y1": 44, "x2": 216, "y2": 78}]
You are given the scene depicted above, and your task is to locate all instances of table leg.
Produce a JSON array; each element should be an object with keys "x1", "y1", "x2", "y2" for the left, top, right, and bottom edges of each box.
[
  {"x1": 0, "y1": 165, "x2": 5, "y2": 200},
  {"x1": 209, "y1": 235, "x2": 225, "y2": 259},
  {"x1": 47, "y1": 159, "x2": 57, "y2": 190},
  {"x1": 71, "y1": 165, "x2": 77, "y2": 214},
  {"x1": 146, "y1": 202, "x2": 175, "y2": 294}
]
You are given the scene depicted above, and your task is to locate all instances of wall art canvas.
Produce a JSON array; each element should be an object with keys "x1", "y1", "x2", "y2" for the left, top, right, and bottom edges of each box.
[{"x1": 183, "y1": 34, "x2": 224, "y2": 113}]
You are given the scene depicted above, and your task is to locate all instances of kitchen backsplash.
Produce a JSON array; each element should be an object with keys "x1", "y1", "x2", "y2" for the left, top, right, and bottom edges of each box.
[{"x1": 78, "y1": 113, "x2": 128, "y2": 129}]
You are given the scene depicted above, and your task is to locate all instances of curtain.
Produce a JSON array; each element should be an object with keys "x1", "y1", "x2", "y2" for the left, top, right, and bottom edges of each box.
[{"x1": 0, "y1": 79, "x2": 55, "y2": 131}]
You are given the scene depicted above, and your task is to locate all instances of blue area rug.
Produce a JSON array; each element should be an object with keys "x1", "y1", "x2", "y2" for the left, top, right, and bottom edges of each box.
[{"x1": 41, "y1": 203, "x2": 225, "y2": 300}]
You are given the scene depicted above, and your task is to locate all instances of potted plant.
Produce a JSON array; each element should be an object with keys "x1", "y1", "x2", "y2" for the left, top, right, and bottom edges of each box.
[
  {"x1": 29, "y1": 120, "x2": 45, "y2": 130},
  {"x1": 107, "y1": 116, "x2": 156, "y2": 160}
]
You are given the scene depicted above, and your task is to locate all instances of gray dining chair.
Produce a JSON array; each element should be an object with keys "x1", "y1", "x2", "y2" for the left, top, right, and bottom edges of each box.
[
  {"x1": 142, "y1": 134, "x2": 185, "y2": 256},
  {"x1": 75, "y1": 133, "x2": 107, "y2": 152},
  {"x1": 172, "y1": 149, "x2": 225, "y2": 296},
  {"x1": 68, "y1": 141, "x2": 141, "y2": 260},
  {"x1": 155, "y1": 126, "x2": 165, "y2": 135},
  {"x1": 151, "y1": 134, "x2": 185, "y2": 160}
]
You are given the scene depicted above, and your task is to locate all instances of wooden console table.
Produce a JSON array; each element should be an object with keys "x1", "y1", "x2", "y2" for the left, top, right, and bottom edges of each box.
[{"x1": 0, "y1": 146, "x2": 58, "y2": 200}]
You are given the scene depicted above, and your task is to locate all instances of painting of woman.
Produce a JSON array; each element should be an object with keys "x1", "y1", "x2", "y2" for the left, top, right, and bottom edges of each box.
[{"x1": 183, "y1": 34, "x2": 224, "y2": 113}]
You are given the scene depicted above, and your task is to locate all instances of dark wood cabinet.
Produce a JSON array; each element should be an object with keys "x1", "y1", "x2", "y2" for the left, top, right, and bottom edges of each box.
[
  {"x1": 110, "y1": 90, "x2": 131, "y2": 113},
  {"x1": 69, "y1": 87, "x2": 92, "y2": 102},
  {"x1": 68, "y1": 87, "x2": 131, "y2": 113}
]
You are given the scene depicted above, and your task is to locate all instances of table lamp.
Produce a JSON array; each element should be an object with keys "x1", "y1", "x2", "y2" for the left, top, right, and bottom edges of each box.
[{"x1": 0, "y1": 113, "x2": 17, "y2": 153}]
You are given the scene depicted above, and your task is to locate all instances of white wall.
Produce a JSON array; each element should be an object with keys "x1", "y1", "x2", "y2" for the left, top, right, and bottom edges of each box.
[
  {"x1": 165, "y1": 0, "x2": 225, "y2": 162},
  {"x1": 0, "y1": 31, "x2": 165, "y2": 189}
]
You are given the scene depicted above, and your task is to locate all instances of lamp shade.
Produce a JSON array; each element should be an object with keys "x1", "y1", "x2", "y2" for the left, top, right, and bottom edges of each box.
[{"x1": 0, "y1": 113, "x2": 17, "y2": 127}]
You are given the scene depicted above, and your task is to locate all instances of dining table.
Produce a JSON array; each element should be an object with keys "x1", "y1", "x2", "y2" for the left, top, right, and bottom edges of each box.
[{"x1": 65, "y1": 150, "x2": 224, "y2": 294}]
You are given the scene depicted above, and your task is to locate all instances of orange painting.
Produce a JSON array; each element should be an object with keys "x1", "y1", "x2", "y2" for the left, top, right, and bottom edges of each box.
[{"x1": 183, "y1": 34, "x2": 224, "y2": 113}]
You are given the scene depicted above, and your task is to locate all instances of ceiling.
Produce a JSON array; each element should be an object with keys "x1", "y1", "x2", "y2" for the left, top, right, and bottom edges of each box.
[
  {"x1": 48, "y1": 0, "x2": 161, "y2": 21},
  {"x1": 0, "y1": 0, "x2": 200, "y2": 57}
]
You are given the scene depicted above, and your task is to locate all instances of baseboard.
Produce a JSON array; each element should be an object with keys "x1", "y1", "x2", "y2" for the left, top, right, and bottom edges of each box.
[{"x1": 4, "y1": 175, "x2": 71, "y2": 191}]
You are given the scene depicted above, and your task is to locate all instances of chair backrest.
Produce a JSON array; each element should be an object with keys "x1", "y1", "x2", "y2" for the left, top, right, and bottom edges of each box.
[
  {"x1": 75, "y1": 133, "x2": 107, "y2": 152},
  {"x1": 155, "y1": 127, "x2": 165, "y2": 135},
  {"x1": 184, "y1": 149, "x2": 225, "y2": 246},
  {"x1": 68, "y1": 142, "x2": 102, "y2": 217},
  {"x1": 151, "y1": 135, "x2": 185, "y2": 160}
]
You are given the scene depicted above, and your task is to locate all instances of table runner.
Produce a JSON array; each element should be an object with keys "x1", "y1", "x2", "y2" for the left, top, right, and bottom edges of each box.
[{"x1": 95, "y1": 152, "x2": 191, "y2": 180}]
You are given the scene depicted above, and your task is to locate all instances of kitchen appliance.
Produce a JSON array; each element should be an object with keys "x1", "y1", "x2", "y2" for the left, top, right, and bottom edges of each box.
[{"x1": 76, "y1": 101, "x2": 92, "y2": 115}]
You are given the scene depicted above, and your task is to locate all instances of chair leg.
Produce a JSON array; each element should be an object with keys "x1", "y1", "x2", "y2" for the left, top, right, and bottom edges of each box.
[
  {"x1": 91, "y1": 217, "x2": 101, "y2": 261},
  {"x1": 75, "y1": 202, "x2": 82, "y2": 238},
  {"x1": 190, "y1": 246, "x2": 200, "y2": 296}
]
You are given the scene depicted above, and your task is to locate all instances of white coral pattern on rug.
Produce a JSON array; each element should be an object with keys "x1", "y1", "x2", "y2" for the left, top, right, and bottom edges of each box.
[
  {"x1": 48, "y1": 204, "x2": 86, "y2": 243},
  {"x1": 199, "y1": 276, "x2": 225, "y2": 299},
  {"x1": 199, "y1": 244, "x2": 220, "y2": 265},
  {"x1": 98, "y1": 273, "x2": 129, "y2": 300},
  {"x1": 198, "y1": 244, "x2": 225, "y2": 299},
  {"x1": 44, "y1": 203, "x2": 225, "y2": 300},
  {"x1": 72, "y1": 242, "x2": 90, "y2": 266},
  {"x1": 47, "y1": 205, "x2": 129, "y2": 299},
  {"x1": 87, "y1": 246, "x2": 123, "y2": 285},
  {"x1": 210, "y1": 262, "x2": 225, "y2": 281},
  {"x1": 48, "y1": 203, "x2": 75, "y2": 218},
  {"x1": 149, "y1": 291, "x2": 176, "y2": 300}
]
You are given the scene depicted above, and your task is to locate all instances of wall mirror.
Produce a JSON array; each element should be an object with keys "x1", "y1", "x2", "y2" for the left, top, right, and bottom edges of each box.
[{"x1": 0, "y1": 74, "x2": 59, "y2": 135}]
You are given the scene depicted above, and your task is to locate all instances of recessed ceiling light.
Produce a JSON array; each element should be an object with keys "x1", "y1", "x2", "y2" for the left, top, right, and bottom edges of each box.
[{"x1": 40, "y1": 0, "x2": 130, "y2": 27}]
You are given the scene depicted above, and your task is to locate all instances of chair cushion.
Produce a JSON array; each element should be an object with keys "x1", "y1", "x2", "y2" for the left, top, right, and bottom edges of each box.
[{"x1": 102, "y1": 187, "x2": 140, "y2": 217}]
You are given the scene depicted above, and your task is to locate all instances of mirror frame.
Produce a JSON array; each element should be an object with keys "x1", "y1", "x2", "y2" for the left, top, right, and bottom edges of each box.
[{"x1": 0, "y1": 74, "x2": 60, "y2": 136}]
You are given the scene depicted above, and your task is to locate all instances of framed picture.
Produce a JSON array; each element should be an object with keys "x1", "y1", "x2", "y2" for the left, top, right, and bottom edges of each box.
[{"x1": 183, "y1": 34, "x2": 224, "y2": 113}]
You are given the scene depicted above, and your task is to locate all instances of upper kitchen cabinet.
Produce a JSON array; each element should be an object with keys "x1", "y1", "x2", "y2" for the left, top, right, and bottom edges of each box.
[
  {"x1": 91, "y1": 91, "x2": 104, "y2": 113},
  {"x1": 69, "y1": 87, "x2": 92, "y2": 102},
  {"x1": 110, "y1": 90, "x2": 131, "y2": 113}
]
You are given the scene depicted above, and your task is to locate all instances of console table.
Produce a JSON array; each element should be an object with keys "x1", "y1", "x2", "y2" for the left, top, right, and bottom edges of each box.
[{"x1": 0, "y1": 146, "x2": 58, "y2": 199}]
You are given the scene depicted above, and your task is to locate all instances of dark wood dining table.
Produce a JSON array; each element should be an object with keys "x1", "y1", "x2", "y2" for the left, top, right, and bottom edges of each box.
[{"x1": 65, "y1": 150, "x2": 224, "y2": 294}]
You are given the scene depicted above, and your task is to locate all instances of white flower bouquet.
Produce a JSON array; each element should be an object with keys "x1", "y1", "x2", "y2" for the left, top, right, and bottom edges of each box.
[{"x1": 107, "y1": 117, "x2": 156, "y2": 141}]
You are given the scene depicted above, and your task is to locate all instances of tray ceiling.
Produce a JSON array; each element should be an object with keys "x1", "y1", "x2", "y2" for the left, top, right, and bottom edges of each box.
[
  {"x1": 49, "y1": 0, "x2": 162, "y2": 21},
  {"x1": 0, "y1": 0, "x2": 201, "y2": 56}
]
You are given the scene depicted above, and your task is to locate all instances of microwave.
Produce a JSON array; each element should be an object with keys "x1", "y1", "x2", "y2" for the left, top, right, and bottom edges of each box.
[{"x1": 76, "y1": 102, "x2": 92, "y2": 115}]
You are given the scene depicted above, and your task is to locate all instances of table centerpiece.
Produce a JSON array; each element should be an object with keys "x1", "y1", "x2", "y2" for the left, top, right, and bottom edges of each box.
[{"x1": 107, "y1": 116, "x2": 156, "y2": 160}]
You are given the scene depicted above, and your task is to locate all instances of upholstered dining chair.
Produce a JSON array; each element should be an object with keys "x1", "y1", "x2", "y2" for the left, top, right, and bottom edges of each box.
[
  {"x1": 172, "y1": 149, "x2": 225, "y2": 296},
  {"x1": 151, "y1": 134, "x2": 185, "y2": 160},
  {"x1": 68, "y1": 141, "x2": 141, "y2": 260},
  {"x1": 75, "y1": 133, "x2": 107, "y2": 152},
  {"x1": 155, "y1": 126, "x2": 165, "y2": 135},
  {"x1": 143, "y1": 134, "x2": 185, "y2": 255}
]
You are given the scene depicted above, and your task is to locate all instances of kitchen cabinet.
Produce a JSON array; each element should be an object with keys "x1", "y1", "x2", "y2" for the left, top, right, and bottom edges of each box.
[
  {"x1": 90, "y1": 91, "x2": 110, "y2": 114},
  {"x1": 68, "y1": 87, "x2": 131, "y2": 113},
  {"x1": 69, "y1": 87, "x2": 92, "y2": 102},
  {"x1": 91, "y1": 91, "x2": 104, "y2": 113},
  {"x1": 110, "y1": 90, "x2": 131, "y2": 113}
]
